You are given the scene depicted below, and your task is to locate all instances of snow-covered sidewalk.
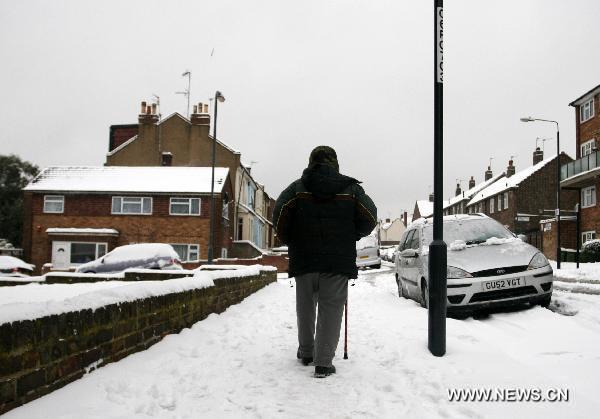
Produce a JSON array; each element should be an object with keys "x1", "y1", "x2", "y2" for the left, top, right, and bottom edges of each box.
[{"x1": 5, "y1": 269, "x2": 600, "y2": 418}]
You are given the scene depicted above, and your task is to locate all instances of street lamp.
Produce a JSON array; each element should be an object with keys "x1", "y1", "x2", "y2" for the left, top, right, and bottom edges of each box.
[
  {"x1": 208, "y1": 91, "x2": 226, "y2": 264},
  {"x1": 520, "y1": 116, "x2": 561, "y2": 269}
]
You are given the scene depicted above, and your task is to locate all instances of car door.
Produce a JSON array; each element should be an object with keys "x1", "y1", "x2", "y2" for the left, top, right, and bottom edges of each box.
[{"x1": 400, "y1": 229, "x2": 422, "y2": 298}]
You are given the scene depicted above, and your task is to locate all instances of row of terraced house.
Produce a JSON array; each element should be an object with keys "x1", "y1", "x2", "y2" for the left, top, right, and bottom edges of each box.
[
  {"x1": 22, "y1": 100, "x2": 277, "y2": 273},
  {"x1": 411, "y1": 83, "x2": 600, "y2": 261}
]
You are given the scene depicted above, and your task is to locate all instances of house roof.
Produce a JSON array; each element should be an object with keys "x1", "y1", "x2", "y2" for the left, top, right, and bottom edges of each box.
[
  {"x1": 444, "y1": 173, "x2": 505, "y2": 209},
  {"x1": 105, "y1": 112, "x2": 241, "y2": 158},
  {"x1": 416, "y1": 199, "x2": 449, "y2": 218},
  {"x1": 24, "y1": 166, "x2": 229, "y2": 194},
  {"x1": 467, "y1": 155, "x2": 556, "y2": 206},
  {"x1": 569, "y1": 83, "x2": 600, "y2": 107}
]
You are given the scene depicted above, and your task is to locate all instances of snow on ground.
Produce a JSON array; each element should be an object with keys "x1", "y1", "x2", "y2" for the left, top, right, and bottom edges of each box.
[
  {"x1": 5, "y1": 268, "x2": 600, "y2": 418},
  {"x1": 551, "y1": 261, "x2": 600, "y2": 284}
]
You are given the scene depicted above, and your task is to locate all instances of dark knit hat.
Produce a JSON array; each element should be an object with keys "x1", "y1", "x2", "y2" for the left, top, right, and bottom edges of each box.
[{"x1": 309, "y1": 146, "x2": 339, "y2": 171}]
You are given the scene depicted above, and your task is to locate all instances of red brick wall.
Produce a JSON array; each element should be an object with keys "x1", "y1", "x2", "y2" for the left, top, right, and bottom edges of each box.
[
  {"x1": 580, "y1": 179, "x2": 600, "y2": 236},
  {"x1": 575, "y1": 94, "x2": 600, "y2": 158},
  {"x1": 541, "y1": 219, "x2": 577, "y2": 260}
]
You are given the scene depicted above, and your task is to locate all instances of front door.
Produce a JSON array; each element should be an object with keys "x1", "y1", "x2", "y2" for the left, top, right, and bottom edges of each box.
[{"x1": 52, "y1": 241, "x2": 70, "y2": 270}]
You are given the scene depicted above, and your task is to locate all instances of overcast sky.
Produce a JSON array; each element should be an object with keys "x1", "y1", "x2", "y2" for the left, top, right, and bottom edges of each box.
[{"x1": 2, "y1": 0, "x2": 600, "y2": 219}]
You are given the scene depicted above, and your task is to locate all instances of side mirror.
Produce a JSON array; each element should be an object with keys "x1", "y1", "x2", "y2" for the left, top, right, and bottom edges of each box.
[
  {"x1": 517, "y1": 234, "x2": 527, "y2": 242},
  {"x1": 100, "y1": 257, "x2": 105, "y2": 264},
  {"x1": 401, "y1": 248, "x2": 419, "y2": 258}
]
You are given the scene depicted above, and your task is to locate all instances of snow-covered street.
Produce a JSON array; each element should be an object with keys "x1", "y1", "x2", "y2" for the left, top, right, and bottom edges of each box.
[{"x1": 5, "y1": 266, "x2": 600, "y2": 419}]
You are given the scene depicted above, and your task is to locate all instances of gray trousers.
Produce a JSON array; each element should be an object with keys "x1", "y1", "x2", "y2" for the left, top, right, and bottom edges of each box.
[{"x1": 296, "y1": 272, "x2": 348, "y2": 367}]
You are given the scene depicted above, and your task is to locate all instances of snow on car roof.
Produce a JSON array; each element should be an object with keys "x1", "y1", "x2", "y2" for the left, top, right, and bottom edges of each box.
[
  {"x1": 444, "y1": 173, "x2": 505, "y2": 209},
  {"x1": 467, "y1": 155, "x2": 557, "y2": 206},
  {"x1": 24, "y1": 166, "x2": 229, "y2": 194},
  {"x1": 411, "y1": 213, "x2": 488, "y2": 228}
]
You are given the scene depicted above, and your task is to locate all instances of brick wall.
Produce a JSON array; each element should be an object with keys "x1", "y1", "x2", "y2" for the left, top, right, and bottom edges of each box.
[
  {"x1": 580, "y1": 179, "x2": 600, "y2": 235},
  {"x1": 0, "y1": 269, "x2": 276, "y2": 414},
  {"x1": 575, "y1": 94, "x2": 600, "y2": 157}
]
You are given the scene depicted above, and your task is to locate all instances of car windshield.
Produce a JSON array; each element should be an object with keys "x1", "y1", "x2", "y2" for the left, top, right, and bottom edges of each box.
[{"x1": 422, "y1": 218, "x2": 514, "y2": 246}]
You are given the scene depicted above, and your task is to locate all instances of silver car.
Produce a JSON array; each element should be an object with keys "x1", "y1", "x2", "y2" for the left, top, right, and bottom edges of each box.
[
  {"x1": 356, "y1": 235, "x2": 382, "y2": 269},
  {"x1": 76, "y1": 243, "x2": 183, "y2": 274},
  {"x1": 394, "y1": 214, "x2": 553, "y2": 316}
]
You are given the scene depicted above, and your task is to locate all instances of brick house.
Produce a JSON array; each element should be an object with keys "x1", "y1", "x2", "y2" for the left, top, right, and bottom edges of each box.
[
  {"x1": 466, "y1": 151, "x2": 577, "y2": 251},
  {"x1": 22, "y1": 166, "x2": 233, "y2": 273},
  {"x1": 443, "y1": 171, "x2": 504, "y2": 216},
  {"x1": 560, "y1": 83, "x2": 600, "y2": 249},
  {"x1": 106, "y1": 101, "x2": 274, "y2": 253},
  {"x1": 411, "y1": 195, "x2": 449, "y2": 223}
]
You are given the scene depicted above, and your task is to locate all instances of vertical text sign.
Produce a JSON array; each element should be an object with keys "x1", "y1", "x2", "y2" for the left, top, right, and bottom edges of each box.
[{"x1": 436, "y1": 7, "x2": 443, "y2": 83}]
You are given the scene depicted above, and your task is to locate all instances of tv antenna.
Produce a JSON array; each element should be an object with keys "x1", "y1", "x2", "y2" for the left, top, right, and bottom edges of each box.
[
  {"x1": 152, "y1": 93, "x2": 161, "y2": 120},
  {"x1": 176, "y1": 70, "x2": 191, "y2": 118},
  {"x1": 536, "y1": 137, "x2": 550, "y2": 152}
]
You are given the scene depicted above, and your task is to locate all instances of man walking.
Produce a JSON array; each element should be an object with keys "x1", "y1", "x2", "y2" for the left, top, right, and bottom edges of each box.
[{"x1": 273, "y1": 146, "x2": 377, "y2": 378}]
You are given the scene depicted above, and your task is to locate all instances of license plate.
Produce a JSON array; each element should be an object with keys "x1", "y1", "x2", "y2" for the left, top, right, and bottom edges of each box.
[
  {"x1": 359, "y1": 255, "x2": 369, "y2": 259},
  {"x1": 483, "y1": 277, "x2": 524, "y2": 291}
]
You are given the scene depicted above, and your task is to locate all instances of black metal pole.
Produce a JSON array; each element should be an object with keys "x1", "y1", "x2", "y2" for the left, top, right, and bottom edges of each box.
[
  {"x1": 208, "y1": 93, "x2": 218, "y2": 264},
  {"x1": 428, "y1": 0, "x2": 447, "y2": 357},
  {"x1": 556, "y1": 124, "x2": 561, "y2": 269}
]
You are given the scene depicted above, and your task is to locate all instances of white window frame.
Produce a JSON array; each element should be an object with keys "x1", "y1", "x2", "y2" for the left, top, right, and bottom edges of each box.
[
  {"x1": 581, "y1": 186, "x2": 597, "y2": 208},
  {"x1": 170, "y1": 243, "x2": 200, "y2": 262},
  {"x1": 169, "y1": 197, "x2": 201, "y2": 216},
  {"x1": 582, "y1": 231, "x2": 596, "y2": 245},
  {"x1": 43, "y1": 195, "x2": 65, "y2": 213},
  {"x1": 69, "y1": 241, "x2": 108, "y2": 265},
  {"x1": 111, "y1": 196, "x2": 152, "y2": 215},
  {"x1": 503, "y1": 192, "x2": 509, "y2": 209},
  {"x1": 580, "y1": 139, "x2": 596, "y2": 157},
  {"x1": 489, "y1": 197, "x2": 494, "y2": 214},
  {"x1": 221, "y1": 248, "x2": 228, "y2": 258},
  {"x1": 497, "y1": 194, "x2": 502, "y2": 212},
  {"x1": 580, "y1": 98, "x2": 595, "y2": 123}
]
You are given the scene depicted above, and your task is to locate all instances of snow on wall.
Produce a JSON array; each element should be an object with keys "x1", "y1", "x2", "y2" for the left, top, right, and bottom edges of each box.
[{"x1": 0, "y1": 265, "x2": 268, "y2": 324}]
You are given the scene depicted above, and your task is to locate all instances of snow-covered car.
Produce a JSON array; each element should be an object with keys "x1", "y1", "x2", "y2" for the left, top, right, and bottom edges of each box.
[
  {"x1": 394, "y1": 214, "x2": 553, "y2": 316},
  {"x1": 75, "y1": 243, "x2": 183, "y2": 274},
  {"x1": 356, "y1": 235, "x2": 381, "y2": 269},
  {"x1": 0, "y1": 255, "x2": 35, "y2": 277}
]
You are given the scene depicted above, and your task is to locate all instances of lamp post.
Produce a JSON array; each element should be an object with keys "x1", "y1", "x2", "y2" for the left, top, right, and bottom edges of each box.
[
  {"x1": 428, "y1": 0, "x2": 446, "y2": 357},
  {"x1": 520, "y1": 116, "x2": 561, "y2": 269},
  {"x1": 208, "y1": 90, "x2": 226, "y2": 264}
]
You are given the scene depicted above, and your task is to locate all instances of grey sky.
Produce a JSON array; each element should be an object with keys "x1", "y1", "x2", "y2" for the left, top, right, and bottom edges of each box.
[{"x1": 1, "y1": 0, "x2": 599, "y2": 219}]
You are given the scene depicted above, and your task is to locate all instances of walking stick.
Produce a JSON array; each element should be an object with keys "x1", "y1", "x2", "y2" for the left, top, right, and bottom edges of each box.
[{"x1": 343, "y1": 299, "x2": 348, "y2": 359}]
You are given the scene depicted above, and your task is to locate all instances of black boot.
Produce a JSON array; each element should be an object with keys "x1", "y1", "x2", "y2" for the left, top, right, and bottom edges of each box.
[
  {"x1": 314, "y1": 365, "x2": 336, "y2": 378},
  {"x1": 297, "y1": 351, "x2": 313, "y2": 366}
]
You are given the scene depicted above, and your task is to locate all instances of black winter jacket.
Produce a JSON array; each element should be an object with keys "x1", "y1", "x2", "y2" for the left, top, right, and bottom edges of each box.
[{"x1": 273, "y1": 164, "x2": 378, "y2": 279}]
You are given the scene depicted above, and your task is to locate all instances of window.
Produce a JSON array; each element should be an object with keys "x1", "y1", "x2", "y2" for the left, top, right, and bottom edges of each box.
[
  {"x1": 222, "y1": 193, "x2": 229, "y2": 219},
  {"x1": 580, "y1": 98, "x2": 595, "y2": 123},
  {"x1": 581, "y1": 139, "x2": 596, "y2": 157},
  {"x1": 582, "y1": 186, "x2": 596, "y2": 208},
  {"x1": 582, "y1": 231, "x2": 596, "y2": 245},
  {"x1": 221, "y1": 248, "x2": 228, "y2": 258},
  {"x1": 237, "y1": 218, "x2": 244, "y2": 240},
  {"x1": 44, "y1": 195, "x2": 64, "y2": 213},
  {"x1": 400, "y1": 230, "x2": 414, "y2": 251},
  {"x1": 409, "y1": 230, "x2": 420, "y2": 250},
  {"x1": 112, "y1": 197, "x2": 152, "y2": 214},
  {"x1": 169, "y1": 197, "x2": 200, "y2": 215},
  {"x1": 497, "y1": 194, "x2": 502, "y2": 212},
  {"x1": 489, "y1": 197, "x2": 494, "y2": 214},
  {"x1": 171, "y1": 244, "x2": 200, "y2": 262},
  {"x1": 503, "y1": 192, "x2": 509, "y2": 209},
  {"x1": 67, "y1": 242, "x2": 106, "y2": 264},
  {"x1": 247, "y1": 182, "x2": 256, "y2": 209}
]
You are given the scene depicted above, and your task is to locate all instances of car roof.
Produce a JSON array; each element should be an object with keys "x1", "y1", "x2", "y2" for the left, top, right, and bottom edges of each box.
[{"x1": 409, "y1": 213, "x2": 490, "y2": 230}]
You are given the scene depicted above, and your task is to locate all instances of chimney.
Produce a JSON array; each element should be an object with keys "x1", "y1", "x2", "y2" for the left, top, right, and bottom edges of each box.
[
  {"x1": 455, "y1": 183, "x2": 462, "y2": 197},
  {"x1": 138, "y1": 100, "x2": 159, "y2": 124},
  {"x1": 506, "y1": 159, "x2": 516, "y2": 177},
  {"x1": 161, "y1": 152, "x2": 173, "y2": 166},
  {"x1": 485, "y1": 166, "x2": 493, "y2": 181},
  {"x1": 189, "y1": 101, "x2": 211, "y2": 166},
  {"x1": 429, "y1": 193, "x2": 434, "y2": 202},
  {"x1": 190, "y1": 102, "x2": 211, "y2": 126},
  {"x1": 403, "y1": 211, "x2": 408, "y2": 226},
  {"x1": 468, "y1": 176, "x2": 476, "y2": 189},
  {"x1": 533, "y1": 147, "x2": 544, "y2": 165}
]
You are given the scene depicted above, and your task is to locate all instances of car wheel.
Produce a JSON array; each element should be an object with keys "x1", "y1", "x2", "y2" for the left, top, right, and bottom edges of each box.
[
  {"x1": 83, "y1": 271, "x2": 95, "y2": 274},
  {"x1": 421, "y1": 281, "x2": 429, "y2": 308},
  {"x1": 539, "y1": 295, "x2": 552, "y2": 308},
  {"x1": 373, "y1": 263, "x2": 381, "y2": 270},
  {"x1": 397, "y1": 279, "x2": 403, "y2": 298}
]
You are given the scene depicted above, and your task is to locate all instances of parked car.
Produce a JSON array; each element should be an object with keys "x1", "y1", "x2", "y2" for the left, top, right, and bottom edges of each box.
[
  {"x1": 0, "y1": 255, "x2": 35, "y2": 277},
  {"x1": 75, "y1": 243, "x2": 183, "y2": 274},
  {"x1": 394, "y1": 214, "x2": 553, "y2": 316},
  {"x1": 356, "y1": 235, "x2": 381, "y2": 269}
]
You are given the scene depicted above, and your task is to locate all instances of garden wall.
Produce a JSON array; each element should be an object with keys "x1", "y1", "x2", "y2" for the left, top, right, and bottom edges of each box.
[{"x1": 0, "y1": 267, "x2": 276, "y2": 414}]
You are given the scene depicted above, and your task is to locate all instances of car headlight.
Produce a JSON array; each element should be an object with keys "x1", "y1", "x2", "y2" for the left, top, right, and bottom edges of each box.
[
  {"x1": 447, "y1": 266, "x2": 473, "y2": 279},
  {"x1": 528, "y1": 252, "x2": 549, "y2": 270}
]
